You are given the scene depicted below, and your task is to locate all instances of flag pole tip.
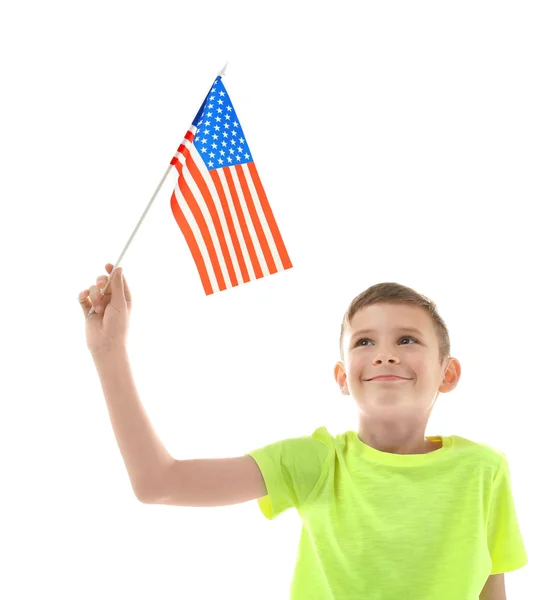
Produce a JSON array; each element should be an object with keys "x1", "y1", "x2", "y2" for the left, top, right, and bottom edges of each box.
[{"x1": 219, "y1": 61, "x2": 229, "y2": 77}]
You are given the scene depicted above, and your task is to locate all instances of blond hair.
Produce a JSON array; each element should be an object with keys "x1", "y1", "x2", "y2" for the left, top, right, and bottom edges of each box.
[{"x1": 339, "y1": 282, "x2": 450, "y2": 365}]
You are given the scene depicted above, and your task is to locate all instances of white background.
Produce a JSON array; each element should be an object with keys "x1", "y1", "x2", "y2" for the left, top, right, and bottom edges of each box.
[{"x1": 1, "y1": 1, "x2": 554, "y2": 598}]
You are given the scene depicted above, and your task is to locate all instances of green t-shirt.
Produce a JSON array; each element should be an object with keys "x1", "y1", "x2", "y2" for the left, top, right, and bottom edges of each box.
[{"x1": 246, "y1": 426, "x2": 527, "y2": 599}]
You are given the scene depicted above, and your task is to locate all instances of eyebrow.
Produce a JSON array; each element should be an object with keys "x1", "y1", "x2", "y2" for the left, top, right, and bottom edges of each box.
[{"x1": 351, "y1": 327, "x2": 426, "y2": 339}]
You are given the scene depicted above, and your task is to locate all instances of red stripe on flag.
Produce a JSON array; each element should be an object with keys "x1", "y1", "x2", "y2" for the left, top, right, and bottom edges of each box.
[
  {"x1": 248, "y1": 162, "x2": 293, "y2": 271},
  {"x1": 170, "y1": 130, "x2": 196, "y2": 166},
  {"x1": 171, "y1": 144, "x2": 188, "y2": 167}
]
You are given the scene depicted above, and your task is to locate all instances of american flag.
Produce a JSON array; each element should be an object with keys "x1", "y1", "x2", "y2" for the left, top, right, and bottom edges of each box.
[{"x1": 169, "y1": 75, "x2": 293, "y2": 295}]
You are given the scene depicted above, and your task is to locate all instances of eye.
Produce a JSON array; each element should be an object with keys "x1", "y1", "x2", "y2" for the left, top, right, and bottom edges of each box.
[{"x1": 356, "y1": 336, "x2": 419, "y2": 347}]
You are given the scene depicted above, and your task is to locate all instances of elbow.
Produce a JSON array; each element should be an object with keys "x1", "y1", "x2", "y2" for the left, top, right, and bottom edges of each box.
[
  {"x1": 132, "y1": 480, "x2": 158, "y2": 504},
  {"x1": 135, "y1": 487, "x2": 160, "y2": 504},
  {"x1": 136, "y1": 490, "x2": 153, "y2": 503},
  {"x1": 134, "y1": 471, "x2": 169, "y2": 504},
  {"x1": 134, "y1": 460, "x2": 174, "y2": 504}
]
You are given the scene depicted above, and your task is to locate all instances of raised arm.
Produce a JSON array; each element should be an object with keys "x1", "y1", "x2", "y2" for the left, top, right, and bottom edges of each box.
[{"x1": 80, "y1": 264, "x2": 174, "y2": 501}]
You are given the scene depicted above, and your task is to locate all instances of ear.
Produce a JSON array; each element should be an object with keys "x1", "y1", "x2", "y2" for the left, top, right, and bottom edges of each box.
[
  {"x1": 439, "y1": 357, "x2": 462, "y2": 393},
  {"x1": 334, "y1": 362, "x2": 350, "y2": 395}
]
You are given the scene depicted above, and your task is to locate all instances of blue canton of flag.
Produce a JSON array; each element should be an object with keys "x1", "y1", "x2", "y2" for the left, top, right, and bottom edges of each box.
[{"x1": 192, "y1": 78, "x2": 253, "y2": 170}]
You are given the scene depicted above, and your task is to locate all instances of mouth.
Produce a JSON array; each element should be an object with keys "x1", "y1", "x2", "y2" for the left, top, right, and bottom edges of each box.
[{"x1": 366, "y1": 376, "x2": 409, "y2": 382}]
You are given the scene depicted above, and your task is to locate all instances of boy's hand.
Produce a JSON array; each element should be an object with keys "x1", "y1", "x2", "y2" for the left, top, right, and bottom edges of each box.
[{"x1": 78, "y1": 263, "x2": 132, "y2": 356}]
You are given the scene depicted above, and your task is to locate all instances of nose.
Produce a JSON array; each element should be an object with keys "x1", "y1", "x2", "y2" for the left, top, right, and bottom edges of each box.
[{"x1": 372, "y1": 354, "x2": 400, "y2": 365}]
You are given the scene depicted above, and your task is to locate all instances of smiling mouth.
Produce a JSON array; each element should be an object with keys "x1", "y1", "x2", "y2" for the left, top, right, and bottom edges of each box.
[{"x1": 365, "y1": 377, "x2": 409, "y2": 381}]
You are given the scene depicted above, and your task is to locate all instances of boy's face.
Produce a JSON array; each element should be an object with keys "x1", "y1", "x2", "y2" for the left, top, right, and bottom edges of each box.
[{"x1": 335, "y1": 303, "x2": 460, "y2": 416}]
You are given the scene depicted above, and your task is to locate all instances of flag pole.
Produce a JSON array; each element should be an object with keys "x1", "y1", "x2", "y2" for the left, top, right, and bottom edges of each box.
[{"x1": 88, "y1": 62, "x2": 229, "y2": 316}]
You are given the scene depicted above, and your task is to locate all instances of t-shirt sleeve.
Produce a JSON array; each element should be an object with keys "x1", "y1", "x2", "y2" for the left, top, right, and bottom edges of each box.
[
  {"x1": 487, "y1": 454, "x2": 528, "y2": 573},
  {"x1": 245, "y1": 428, "x2": 331, "y2": 520}
]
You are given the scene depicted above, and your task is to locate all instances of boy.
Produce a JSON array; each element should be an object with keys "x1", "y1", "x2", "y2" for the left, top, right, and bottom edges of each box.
[{"x1": 79, "y1": 264, "x2": 528, "y2": 600}]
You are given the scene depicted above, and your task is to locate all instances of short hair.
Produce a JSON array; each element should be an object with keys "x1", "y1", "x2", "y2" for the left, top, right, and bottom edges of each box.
[{"x1": 339, "y1": 282, "x2": 451, "y2": 365}]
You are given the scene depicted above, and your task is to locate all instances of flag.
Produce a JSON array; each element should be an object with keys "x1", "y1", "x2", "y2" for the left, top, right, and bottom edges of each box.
[{"x1": 169, "y1": 75, "x2": 293, "y2": 295}]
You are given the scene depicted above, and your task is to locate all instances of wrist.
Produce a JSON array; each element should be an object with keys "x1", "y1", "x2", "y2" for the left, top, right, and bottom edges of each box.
[{"x1": 91, "y1": 345, "x2": 128, "y2": 362}]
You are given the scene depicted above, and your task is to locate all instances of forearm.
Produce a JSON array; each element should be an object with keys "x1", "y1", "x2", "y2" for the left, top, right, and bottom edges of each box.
[{"x1": 92, "y1": 347, "x2": 174, "y2": 501}]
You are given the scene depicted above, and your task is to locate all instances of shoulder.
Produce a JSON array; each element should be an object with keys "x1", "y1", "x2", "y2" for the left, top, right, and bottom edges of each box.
[
  {"x1": 451, "y1": 435, "x2": 509, "y2": 467},
  {"x1": 246, "y1": 426, "x2": 333, "y2": 468}
]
